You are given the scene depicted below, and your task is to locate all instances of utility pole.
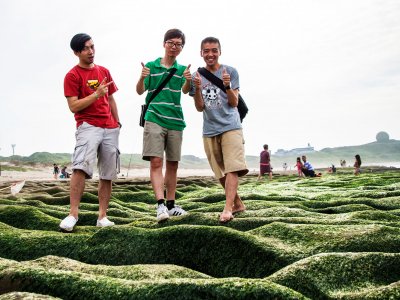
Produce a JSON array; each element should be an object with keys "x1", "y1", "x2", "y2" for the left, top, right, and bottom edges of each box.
[{"x1": 11, "y1": 144, "x2": 16, "y2": 157}]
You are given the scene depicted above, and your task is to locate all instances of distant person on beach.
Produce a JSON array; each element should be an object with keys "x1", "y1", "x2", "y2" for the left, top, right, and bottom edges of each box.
[
  {"x1": 301, "y1": 155, "x2": 321, "y2": 177},
  {"x1": 136, "y1": 29, "x2": 191, "y2": 223},
  {"x1": 340, "y1": 159, "x2": 347, "y2": 167},
  {"x1": 53, "y1": 164, "x2": 59, "y2": 179},
  {"x1": 60, "y1": 166, "x2": 70, "y2": 179},
  {"x1": 295, "y1": 157, "x2": 304, "y2": 177},
  {"x1": 354, "y1": 154, "x2": 362, "y2": 175},
  {"x1": 282, "y1": 162, "x2": 288, "y2": 172},
  {"x1": 190, "y1": 36, "x2": 248, "y2": 223},
  {"x1": 60, "y1": 33, "x2": 122, "y2": 232},
  {"x1": 258, "y1": 144, "x2": 272, "y2": 180}
]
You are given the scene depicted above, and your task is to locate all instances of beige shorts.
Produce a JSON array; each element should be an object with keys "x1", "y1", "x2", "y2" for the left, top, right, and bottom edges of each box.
[
  {"x1": 142, "y1": 121, "x2": 183, "y2": 161},
  {"x1": 203, "y1": 129, "x2": 248, "y2": 179},
  {"x1": 72, "y1": 122, "x2": 120, "y2": 180}
]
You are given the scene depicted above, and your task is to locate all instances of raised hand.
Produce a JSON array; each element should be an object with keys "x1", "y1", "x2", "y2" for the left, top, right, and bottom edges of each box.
[
  {"x1": 140, "y1": 62, "x2": 150, "y2": 79},
  {"x1": 222, "y1": 67, "x2": 230, "y2": 87},
  {"x1": 193, "y1": 71, "x2": 202, "y2": 89},
  {"x1": 183, "y1": 64, "x2": 192, "y2": 81},
  {"x1": 96, "y1": 77, "x2": 114, "y2": 98}
]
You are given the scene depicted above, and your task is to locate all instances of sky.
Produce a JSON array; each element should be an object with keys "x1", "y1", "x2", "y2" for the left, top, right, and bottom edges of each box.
[{"x1": 0, "y1": 0, "x2": 399, "y2": 158}]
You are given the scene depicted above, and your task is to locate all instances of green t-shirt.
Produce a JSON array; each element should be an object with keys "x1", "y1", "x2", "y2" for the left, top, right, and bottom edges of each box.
[{"x1": 144, "y1": 58, "x2": 187, "y2": 131}]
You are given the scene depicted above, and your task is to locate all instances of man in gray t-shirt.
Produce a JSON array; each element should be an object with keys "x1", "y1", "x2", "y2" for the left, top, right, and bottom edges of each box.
[{"x1": 190, "y1": 37, "x2": 248, "y2": 223}]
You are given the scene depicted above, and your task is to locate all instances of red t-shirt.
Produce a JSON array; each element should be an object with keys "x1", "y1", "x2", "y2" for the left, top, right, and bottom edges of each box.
[
  {"x1": 260, "y1": 150, "x2": 270, "y2": 164},
  {"x1": 64, "y1": 65, "x2": 118, "y2": 128}
]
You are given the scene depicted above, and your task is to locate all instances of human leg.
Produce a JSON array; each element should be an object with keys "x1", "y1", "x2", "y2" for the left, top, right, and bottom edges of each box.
[
  {"x1": 68, "y1": 169, "x2": 86, "y2": 218},
  {"x1": 150, "y1": 157, "x2": 165, "y2": 200},
  {"x1": 165, "y1": 160, "x2": 178, "y2": 200},
  {"x1": 219, "y1": 172, "x2": 238, "y2": 222},
  {"x1": 98, "y1": 179, "x2": 112, "y2": 219},
  {"x1": 164, "y1": 128, "x2": 182, "y2": 201},
  {"x1": 219, "y1": 176, "x2": 245, "y2": 214},
  {"x1": 60, "y1": 123, "x2": 105, "y2": 231}
]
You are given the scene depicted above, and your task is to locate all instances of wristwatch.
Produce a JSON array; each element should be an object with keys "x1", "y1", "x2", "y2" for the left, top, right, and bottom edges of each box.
[{"x1": 225, "y1": 84, "x2": 231, "y2": 90}]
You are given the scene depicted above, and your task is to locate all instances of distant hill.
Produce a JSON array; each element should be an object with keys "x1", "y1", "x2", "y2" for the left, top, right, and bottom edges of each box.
[{"x1": 1, "y1": 140, "x2": 399, "y2": 169}]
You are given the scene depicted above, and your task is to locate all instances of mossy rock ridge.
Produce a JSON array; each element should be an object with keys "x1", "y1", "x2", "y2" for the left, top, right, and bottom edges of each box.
[
  {"x1": 249, "y1": 222, "x2": 400, "y2": 254},
  {"x1": 0, "y1": 291, "x2": 62, "y2": 299},
  {"x1": 268, "y1": 252, "x2": 400, "y2": 299},
  {"x1": 0, "y1": 225, "x2": 291, "y2": 278},
  {"x1": 0, "y1": 259, "x2": 308, "y2": 299},
  {"x1": 81, "y1": 225, "x2": 291, "y2": 278}
]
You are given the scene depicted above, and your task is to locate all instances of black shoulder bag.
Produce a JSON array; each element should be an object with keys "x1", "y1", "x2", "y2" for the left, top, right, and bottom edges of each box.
[
  {"x1": 197, "y1": 67, "x2": 249, "y2": 122},
  {"x1": 139, "y1": 67, "x2": 177, "y2": 127}
]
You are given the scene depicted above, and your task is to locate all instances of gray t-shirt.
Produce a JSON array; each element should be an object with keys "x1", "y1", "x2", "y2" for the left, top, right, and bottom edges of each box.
[{"x1": 189, "y1": 64, "x2": 242, "y2": 137}]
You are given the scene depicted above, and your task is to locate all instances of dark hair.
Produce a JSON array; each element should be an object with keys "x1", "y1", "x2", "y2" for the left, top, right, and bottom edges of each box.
[
  {"x1": 296, "y1": 157, "x2": 301, "y2": 162},
  {"x1": 70, "y1": 33, "x2": 92, "y2": 52},
  {"x1": 355, "y1": 154, "x2": 362, "y2": 166},
  {"x1": 263, "y1": 144, "x2": 268, "y2": 150},
  {"x1": 164, "y1": 29, "x2": 185, "y2": 46},
  {"x1": 201, "y1": 37, "x2": 221, "y2": 51}
]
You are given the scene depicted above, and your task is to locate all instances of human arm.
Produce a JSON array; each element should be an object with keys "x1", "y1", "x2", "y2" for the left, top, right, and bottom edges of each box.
[
  {"x1": 108, "y1": 94, "x2": 121, "y2": 126},
  {"x1": 66, "y1": 78, "x2": 113, "y2": 113},
  {"x1": 193, "y1": 71, "x2": 204, "y2": 112},
  {"x1": 222, "y1": 68, "x2": 239, "y2": 107},
  {"x1": 136, "y1": 62, "x2": 150, "y2": 95},
  {"x1": 182, "y1": 64, "x2": 192, "y2": 94}
]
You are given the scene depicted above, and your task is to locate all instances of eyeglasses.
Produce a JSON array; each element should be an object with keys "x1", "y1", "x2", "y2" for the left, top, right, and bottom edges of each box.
[{"x1": 165, "y1": 41, "x2": 183, "y2": 49}]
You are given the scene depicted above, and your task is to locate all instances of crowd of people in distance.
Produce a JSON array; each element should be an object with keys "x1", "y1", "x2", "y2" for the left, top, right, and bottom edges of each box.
[{"x1": 258, "y1": 146, "x2": 363, "y2": 179}]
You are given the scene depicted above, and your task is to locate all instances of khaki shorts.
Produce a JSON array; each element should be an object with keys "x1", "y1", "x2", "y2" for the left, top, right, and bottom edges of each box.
[
  {"x1": 203, "y1": 129, "x2": 248, "y2": 179},
  {"x1": 142, "y1": 121, "x2": 183, "y2": 161},
  {"x1": 72, "y1": 122, "x2": 120, "y2": 180}
]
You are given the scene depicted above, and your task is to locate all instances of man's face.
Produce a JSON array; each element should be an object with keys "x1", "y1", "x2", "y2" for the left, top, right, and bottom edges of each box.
[
  {"x1": 75, "y1": 39, "x2": 95, "y2": 66},
  {"x1": 164, "y1": 38, "x2": 183, "y2": 58},
  {"x1": 201, "y1": 42, "x2": 221, "y2": 67},
  {"x1": 302, "y1": 156, "x2": 306, "y2": 162}
]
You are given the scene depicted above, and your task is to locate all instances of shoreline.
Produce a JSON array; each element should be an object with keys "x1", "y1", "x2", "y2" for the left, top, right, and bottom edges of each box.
[{"x1": 1, "y1": 165, "x2": 398, "y2": 183}]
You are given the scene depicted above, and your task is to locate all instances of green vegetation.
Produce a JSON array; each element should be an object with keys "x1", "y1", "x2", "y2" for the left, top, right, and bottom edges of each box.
[{"x1": 0, "y1": 171, "x2": 399, "y2": 298}]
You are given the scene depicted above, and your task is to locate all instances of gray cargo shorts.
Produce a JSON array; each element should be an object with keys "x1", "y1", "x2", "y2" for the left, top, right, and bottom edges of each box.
[{"x1": 72, "y1": 122, "x2": 120, "y2": 180}]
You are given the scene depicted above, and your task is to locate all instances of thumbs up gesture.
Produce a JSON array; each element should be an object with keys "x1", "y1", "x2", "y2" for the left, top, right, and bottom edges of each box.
[
  {"x1": 222, "y1": 67, "x2": 230, "y2": 87},
  {"x1": 183, "y1": 64, "x2": 192, "y2": 81},
  {"x1": 140, "y1": 62, "x2": 150, "y2": 79},
  {"x1": 194, "y1": 71, "x2": 202, "y2": 90}
]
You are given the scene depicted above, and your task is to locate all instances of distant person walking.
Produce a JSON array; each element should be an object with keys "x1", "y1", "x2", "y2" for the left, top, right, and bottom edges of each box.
[
  {"x1": 258, "y1": 144, "x2": 272, "y2": 180},
  {"x1": 53, "y1": 163, "x2": 59, "y2": 179},
  {"x1": 60, "y1": 33, "x2": 122, "y2": 232},
  {"x1": 354, "y1": 154, "x2": 362, "y2": 175},
  {"x1": 295, "y1": 157, "x2": 304, "y2": 177},
  {"x1": 190, "y1": 36, "x2": 248, "y2": 223}
]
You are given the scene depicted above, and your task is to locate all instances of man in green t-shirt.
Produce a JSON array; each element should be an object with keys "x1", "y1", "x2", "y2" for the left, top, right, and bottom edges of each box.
[{"x1": 136, "y1": 28, "x2": 192, "y2": 223}]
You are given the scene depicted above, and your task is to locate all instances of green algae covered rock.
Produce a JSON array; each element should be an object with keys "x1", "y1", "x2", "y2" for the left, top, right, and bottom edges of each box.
[{"x1": 0, "y1": 171, "x2": 400, "y2": 299}]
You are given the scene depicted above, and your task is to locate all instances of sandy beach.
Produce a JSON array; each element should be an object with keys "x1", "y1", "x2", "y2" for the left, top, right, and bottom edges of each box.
[{"x1": 0, "y1": 167, "x2": 216, "y2": 182}]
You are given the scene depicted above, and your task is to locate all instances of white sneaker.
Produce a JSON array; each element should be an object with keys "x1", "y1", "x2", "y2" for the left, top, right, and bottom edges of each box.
[
  {"x1": 157, "y1": 204, "x2": 169, "y2": 222},
  {"x1": 96, "y1": 217, "x2": 115, "y2": 227},
  {"x1": 168, "y1": 205, "x2": 188, "y2": 217},
  {"x1": 59, "y1": 215, "x2": 78, "y2": 232}
]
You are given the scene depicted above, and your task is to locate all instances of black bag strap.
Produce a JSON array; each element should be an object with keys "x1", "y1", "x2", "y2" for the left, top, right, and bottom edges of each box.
[
  {"x1": 197, "y1": 67, "x2": 227, "y2": 93},
  {"x1": 147, "y1": 67, "x2": 177, "y2": 104}
]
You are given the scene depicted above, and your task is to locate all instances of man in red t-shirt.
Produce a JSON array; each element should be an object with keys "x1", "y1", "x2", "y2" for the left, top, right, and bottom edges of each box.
[{"x1": 60, "y1": 33, "x2": 121, "y2": 232}]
